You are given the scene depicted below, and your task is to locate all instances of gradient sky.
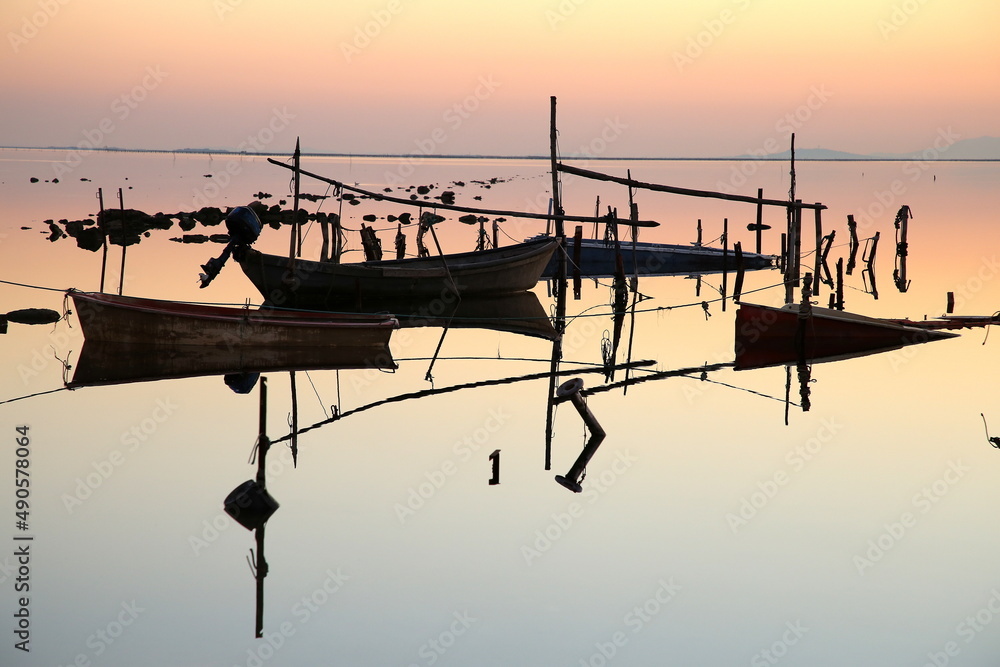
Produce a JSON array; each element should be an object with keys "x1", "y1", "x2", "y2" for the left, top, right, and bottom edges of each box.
[{"x1": 2, "y1": 0, "x2": 997, "y2": 157}]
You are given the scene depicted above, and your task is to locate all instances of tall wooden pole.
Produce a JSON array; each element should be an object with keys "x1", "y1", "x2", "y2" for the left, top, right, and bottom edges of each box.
[
  {"x1": 813, "y1": 207, "x2": 823, "y2": 296},
  {"x1": 97, "y1": 188, "x2": 108, "y2": 293},
  {"x1": 785, "y1": 134, "x2": 797, "y2": 304},
  {"x1": 754, "y1": 188, "x2": 764, "y2": 254},
  {"x1": 289, "y1": 138, "x2": 301, "y2": 262},
  {"x1": 545, "y1": 96, "x2": 567, "y2": 471}
]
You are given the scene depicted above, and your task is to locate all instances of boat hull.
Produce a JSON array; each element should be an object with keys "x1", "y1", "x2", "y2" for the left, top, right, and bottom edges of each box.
[
  {"x1": 542, "y1": 236, "x2": 774, "y2": 278},
  {"x1": 238, "y1": 238, "x2": 559, "y2": 308},
  {"x1": 69, "y1": 291, "x2": 398, "y2": 347},
  {"x1": 734, "y1": 302, "x2": 959, "y2": 370}
]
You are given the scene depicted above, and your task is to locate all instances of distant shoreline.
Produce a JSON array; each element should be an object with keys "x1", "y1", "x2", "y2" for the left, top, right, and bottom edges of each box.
[{"x1": 0, "y1": 145, "x2": 998, "y2": 162}]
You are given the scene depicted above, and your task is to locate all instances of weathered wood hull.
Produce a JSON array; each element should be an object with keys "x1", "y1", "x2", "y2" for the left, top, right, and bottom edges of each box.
[
  {"x1": 542, "y1": 236, "x2": 774, "y2": 278},
  {"x1": 69, "y1": 290, "x2": 398, "y2": 347},
  {"x1": 734, "y1": 301, "x2": 959, "y2": 370},
  {"x1": 237, "y1": 238, "x2": 559, "y2": 308}
]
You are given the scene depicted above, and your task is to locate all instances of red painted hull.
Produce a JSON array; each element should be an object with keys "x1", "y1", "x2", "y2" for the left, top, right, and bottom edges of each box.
[
  {"x1": 69, "y1": 290, "x2": 398, "y2": 347},
  {"x1": 735, "y1": 302, "x2": 959, "y2": 370}
]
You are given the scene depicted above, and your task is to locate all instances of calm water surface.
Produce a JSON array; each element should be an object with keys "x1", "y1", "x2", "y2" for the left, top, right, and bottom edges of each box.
[{"x1": 2, "y1": 149, "x2": 1000, "y2": 666}]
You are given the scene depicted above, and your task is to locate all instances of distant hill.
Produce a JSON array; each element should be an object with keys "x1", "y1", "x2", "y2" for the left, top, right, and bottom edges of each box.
[{"x1": 732, "y1": 136, "x2": 1000, "y2": 161}]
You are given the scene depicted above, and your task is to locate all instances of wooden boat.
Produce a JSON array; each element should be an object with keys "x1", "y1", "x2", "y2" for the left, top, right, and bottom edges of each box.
[
  {"x1": 68, "y1": 290, "x2": 398, "y2": 347},
  {"x1": 237, "y1": 237, "x2": 559, "y2": 308},
  {"x1": 539, "y1": 235, "x2": 774, "y2": 278},
  {"x1": 66, "y1": 340, "x2": 396, "y2": 389},
  {"x1": 734, "y1": 301, "x2": 959, "y2": 370}
]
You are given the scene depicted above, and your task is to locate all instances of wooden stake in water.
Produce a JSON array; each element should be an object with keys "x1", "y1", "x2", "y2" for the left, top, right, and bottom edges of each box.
[
  {"x1": 733, "y1": 241, "x2": 745, "y2": 304},
  {"x1": 754, "y1": 188, "x2": 764, "y2": 254},
  {"x1": 97, "y1": 188, "x2": 108, "y2": 293},
  {"x1": 813, "y1": 207, "x2": 823, "y2": 296},
  {"x1": 289, "y1": 139, "x2": 301, "y2": 263},
  {"x1": 722, "y1": 218, "x2": 729, "y2": 312},
  {"x1": 846, "y1": 214, "x2": 859, "y2": 275},
  {"x1": 117, "y1": 188, "x2": 126, "y2": 296}
]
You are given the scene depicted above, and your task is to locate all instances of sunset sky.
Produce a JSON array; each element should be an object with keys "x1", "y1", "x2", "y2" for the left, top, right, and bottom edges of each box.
[{"x1": 2, "y1": 0, "x2": 997, "y2": 158}]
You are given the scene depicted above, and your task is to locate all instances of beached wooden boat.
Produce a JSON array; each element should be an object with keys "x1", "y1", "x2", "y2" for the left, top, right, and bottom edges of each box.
[
  {"x1": 541, "y1": 236, "x2": 774, "y2": 278},
  {"x1": 68, "y1": 290, "x2": 398, "y2": 347},
  {"x1": 237, "y1": 237, "x2": 559, "y2": 308},
  {"x1": 67, "y1": 340, "x2": 396, "y2": 388},
  {"x1": 734, "y1": 301, "x2": 959, "y2": 370}
]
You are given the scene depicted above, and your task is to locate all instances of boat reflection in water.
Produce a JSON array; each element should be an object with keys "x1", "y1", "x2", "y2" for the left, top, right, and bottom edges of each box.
[
  {"x1": 66, "y1": 340, "x2": 397, "y2": 389},
  {"x1": 733, "y1": 300, "x2": 961, "y2": 416},
  {"x1": 312, "y1": 290, "x2": 559, "y2": 341},
  {"x1": 733, "y1": 301, "x2": 959, "y2": 371}
]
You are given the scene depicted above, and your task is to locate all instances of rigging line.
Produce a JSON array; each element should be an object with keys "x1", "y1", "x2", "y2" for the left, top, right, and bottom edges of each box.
[
  {"x1": 0, "y1": 386, "x2": 70, "y2": 405},
  {"x1": 304, "y1": 371, "x2": 329, "y2": 419},
  {"x1": 0, "y1": 278, "x2": 69, "y2": 293},
  {"x1": 578, "y1": 361, "x2": 799, "y2": 407},
  {"x1": 269, "y1": 359, "x2": 656, "y2": 445},
  {"x1": 299, "y1": 182, "x2": 334, "y2": 245}
]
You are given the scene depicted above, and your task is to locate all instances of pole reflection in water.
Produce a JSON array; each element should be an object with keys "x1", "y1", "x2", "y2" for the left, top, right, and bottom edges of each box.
[
  {"x1": 894, "y1": 204, "x2": 912, "y2": 293},
  {"x1": 554, "y1": 378, "x2": 607, "y2": 493},
  {"x1": 222, "y1": 377, "x2": 280, "y2": 638}
]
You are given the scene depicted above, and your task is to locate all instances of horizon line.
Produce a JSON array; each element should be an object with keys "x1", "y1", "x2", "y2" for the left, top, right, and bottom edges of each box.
[{"x1": 1, "y1": 145, "x2": 998, "y2": 163}]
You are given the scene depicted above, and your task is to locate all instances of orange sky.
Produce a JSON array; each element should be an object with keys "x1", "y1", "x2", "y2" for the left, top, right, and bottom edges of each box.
[{"x1": 2, "y1": 0, "x2": 998, "y2": 156}]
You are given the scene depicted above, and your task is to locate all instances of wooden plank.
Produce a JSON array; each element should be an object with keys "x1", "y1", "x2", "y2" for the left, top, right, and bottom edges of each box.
[
  {"x1": 267, "y1": 158, "x2": 660, "y2": 227},
  {"x1": 557, "y1": 162, "x2": 827, "y2": 211}
]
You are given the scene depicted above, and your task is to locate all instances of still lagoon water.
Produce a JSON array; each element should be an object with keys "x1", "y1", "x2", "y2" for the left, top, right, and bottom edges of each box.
[{"x1": 2, "y1": 148, "x2": 1000, "y2": 666}]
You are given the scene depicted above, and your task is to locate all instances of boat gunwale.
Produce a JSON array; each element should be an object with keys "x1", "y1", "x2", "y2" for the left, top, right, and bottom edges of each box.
[
  {"x1": 69, "y1": 291, "x2": 399, "y2": 330},
  {"x1": 244, "y1": 237, "x2": 560, "y2": 274}
]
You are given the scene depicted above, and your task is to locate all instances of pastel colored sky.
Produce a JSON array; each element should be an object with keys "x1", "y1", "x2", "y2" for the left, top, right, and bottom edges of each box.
[{"x1": 2, "y1": 0, "x2": 997, "y2": 157}]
